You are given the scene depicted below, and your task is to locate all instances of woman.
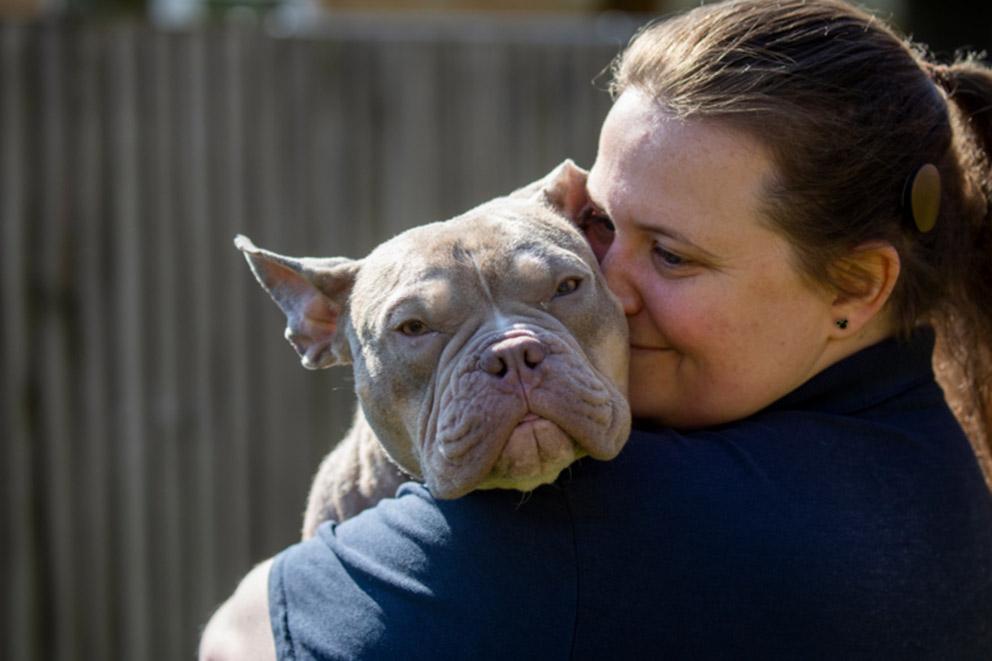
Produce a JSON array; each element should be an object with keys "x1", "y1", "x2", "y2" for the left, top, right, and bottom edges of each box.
[{"x1": 201, "y1": 1, "x2": 992, "y2": 658}]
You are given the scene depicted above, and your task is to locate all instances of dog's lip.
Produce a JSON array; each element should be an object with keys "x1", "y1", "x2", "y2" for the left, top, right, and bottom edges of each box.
[
  {"x1": 518, "y1": 412, "x2": 543, "y2": 424},
  {"x1": 512, "y1": 413, "x2": 559, "y2": 431}
]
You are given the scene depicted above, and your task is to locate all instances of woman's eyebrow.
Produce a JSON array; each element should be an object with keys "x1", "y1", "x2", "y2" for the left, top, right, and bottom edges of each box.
[
  {"x1": 641, "y1": 221, "x2": 722, "y2": 260},
  {"x1": 632, "y1": 219, "x2": 690, "y2": 244},
  {"x1": 586, "y1": 174, "x2": 718, "y2": 260}
]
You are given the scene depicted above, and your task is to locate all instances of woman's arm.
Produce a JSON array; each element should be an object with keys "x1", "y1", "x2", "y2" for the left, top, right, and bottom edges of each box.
[{"x1": 199, "y1": 559, "x2": 276, "y2": 661}]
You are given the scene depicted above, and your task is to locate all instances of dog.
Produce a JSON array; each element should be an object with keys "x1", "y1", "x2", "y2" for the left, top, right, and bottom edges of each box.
[{"x1": 237, "y1": 160, "x2": 631, "y2": 539}]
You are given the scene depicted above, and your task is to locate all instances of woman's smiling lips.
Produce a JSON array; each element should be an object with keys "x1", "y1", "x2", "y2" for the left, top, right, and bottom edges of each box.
[{"x1": 630, "y1": 343, "x2": 672, "y2": 351}]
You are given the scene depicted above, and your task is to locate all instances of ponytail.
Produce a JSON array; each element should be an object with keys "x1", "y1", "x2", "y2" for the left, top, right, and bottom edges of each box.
[
  {"x1": 929, "y1": 58, "x2": 992, "y2": 485},
  {"x1": 933, "y1": 59, "x2": 992, "y2": 156}
]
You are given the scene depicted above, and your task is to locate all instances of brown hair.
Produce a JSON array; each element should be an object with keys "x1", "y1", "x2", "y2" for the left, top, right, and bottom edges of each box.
[{"x1": 611, "y1": 0, "x2": 992, "y2": 483}]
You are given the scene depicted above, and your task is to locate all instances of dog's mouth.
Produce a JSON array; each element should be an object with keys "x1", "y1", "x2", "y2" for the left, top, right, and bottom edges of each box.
[
  {"x1": 422, "y1": 327, "x2": 630, "y2": 500},
  {"x1": 476, "y1": 414, "x2": 579, "y2": 492},
  {"x1": 423, "y1": 410, "x2": 581, "y2": 498}
]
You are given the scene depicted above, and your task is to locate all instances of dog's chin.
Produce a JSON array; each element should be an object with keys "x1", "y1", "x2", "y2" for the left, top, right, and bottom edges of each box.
[
  {"x1": 473, "y1": 464, "x2": 573, "y2": 493},
  {"x1": 432, "y1": 418, "x2": 580, "y2": 497}
]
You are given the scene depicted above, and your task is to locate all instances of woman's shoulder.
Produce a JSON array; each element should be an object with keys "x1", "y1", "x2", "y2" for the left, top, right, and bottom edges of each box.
[
  {"x1": 602, "y1": 379, "x2": 986, "y2": 523},
  {"x1": 560, "y1": 409, "x2": 992, "y2": 657}
]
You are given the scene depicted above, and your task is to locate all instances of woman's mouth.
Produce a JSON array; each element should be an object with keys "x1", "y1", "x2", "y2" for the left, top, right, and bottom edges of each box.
[{"x1": 630, "y1": 343, "x2": 671, "y2": 351}]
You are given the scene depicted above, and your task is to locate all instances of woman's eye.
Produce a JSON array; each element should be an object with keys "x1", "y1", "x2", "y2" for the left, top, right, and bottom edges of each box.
[
  {"x1": 554, "y1": 277, "x2": 582, "y2": 297},
  {"x1": 398, "y1": 319, "x2": 429, "y2": 336},
  {"x1": 652, "y1": 245, "x2": 689, "y2": 269}
]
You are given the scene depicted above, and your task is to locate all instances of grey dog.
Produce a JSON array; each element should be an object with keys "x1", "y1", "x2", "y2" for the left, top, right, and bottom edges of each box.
[{"x1": 237, "y1": 160, "x2": 631, "y2": 539}]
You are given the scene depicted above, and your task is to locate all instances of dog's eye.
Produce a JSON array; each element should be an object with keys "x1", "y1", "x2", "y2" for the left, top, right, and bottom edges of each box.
[
  {"x1": 397, "y1": 319, "x2": 430, "y2": 336},
  {"x1": 554, "y1": 277, "x2": 582, "y2": 297}
]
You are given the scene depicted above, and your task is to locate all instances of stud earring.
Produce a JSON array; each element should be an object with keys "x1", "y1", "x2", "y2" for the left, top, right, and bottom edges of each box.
[{"x1": 835, "y1": 319, "x2": 849, "y2": 330}]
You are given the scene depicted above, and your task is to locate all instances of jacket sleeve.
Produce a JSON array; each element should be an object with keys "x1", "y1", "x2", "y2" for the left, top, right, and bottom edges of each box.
[{"x1": 269, "y1": 482, "x2": 578, "y2": 661}]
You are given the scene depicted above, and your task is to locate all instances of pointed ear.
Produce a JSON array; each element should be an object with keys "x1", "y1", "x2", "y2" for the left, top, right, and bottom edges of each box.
[
  {"x1": 828, "y1": 242, "x2": 901, "y2": 337},
  {"x1": 510, "y1": 158, "x2": 590, "y2": 221},
  {"x1": 235, "y1": 235, "x2": 360, "y2": 369}
]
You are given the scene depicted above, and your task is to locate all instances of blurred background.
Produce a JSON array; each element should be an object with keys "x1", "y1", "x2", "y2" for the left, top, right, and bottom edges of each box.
[{"x1": 1, "y1": 0, "x2": 989, "y2": 659}]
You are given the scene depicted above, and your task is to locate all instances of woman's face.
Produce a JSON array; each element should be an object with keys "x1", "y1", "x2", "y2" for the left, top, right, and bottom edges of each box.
[{"x1": 585, "y1": 90, "x2": 838, "y2": 428}]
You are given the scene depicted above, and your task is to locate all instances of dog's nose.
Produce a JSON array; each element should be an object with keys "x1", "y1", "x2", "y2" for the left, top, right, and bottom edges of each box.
[{"x1": 479, "y1": 335, "x2": 546, "y2": 379}]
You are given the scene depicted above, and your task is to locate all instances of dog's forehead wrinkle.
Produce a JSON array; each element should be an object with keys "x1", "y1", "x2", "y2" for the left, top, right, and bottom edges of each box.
[
  {"x1": 382, "y1": 278, "x2": 460, "y2": 324},
  {"x1": 350, "y1": 267, "x2": 401, "y2": 337},
  {"x1": 467, "y1": 247, "x2": 499, "y2": 310},
  {"x1": 355, "y1": 245, "x2": 462, "y2": 322}
]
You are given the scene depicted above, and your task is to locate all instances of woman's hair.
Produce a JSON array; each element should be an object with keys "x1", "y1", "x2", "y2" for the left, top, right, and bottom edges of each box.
[{"x1": 611, "y1": 0, "x2": 992, "y2": 482}]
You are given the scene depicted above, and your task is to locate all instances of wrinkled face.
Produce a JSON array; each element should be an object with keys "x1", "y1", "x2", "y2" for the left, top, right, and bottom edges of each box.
[
  {"x1": 585, "y1": 89, "x2": 836, "y2": 428},
  {"x1": 348, "y1": 199, "x2": 630, "y2": 498}
]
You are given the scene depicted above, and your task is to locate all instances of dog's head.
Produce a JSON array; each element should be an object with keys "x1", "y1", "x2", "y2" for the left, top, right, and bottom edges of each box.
[{"x1": 238, "y1": 160, "x2": 630, "y2": 498}]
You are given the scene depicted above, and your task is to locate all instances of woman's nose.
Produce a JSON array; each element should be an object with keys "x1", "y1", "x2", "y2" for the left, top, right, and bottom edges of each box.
[{"x1": 600, "y1": 244, "x2": 642, "y2": 317}]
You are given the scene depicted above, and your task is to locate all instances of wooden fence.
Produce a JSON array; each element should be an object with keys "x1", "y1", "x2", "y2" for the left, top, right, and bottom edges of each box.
[{"x1": 0, "y1": 15, "x2": 631, "y2": 660}]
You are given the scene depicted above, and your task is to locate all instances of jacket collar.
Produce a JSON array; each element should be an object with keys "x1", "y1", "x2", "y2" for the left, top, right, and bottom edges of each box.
[{"x1": 763, "y1": 327, "x2": 936, "y2": 416}]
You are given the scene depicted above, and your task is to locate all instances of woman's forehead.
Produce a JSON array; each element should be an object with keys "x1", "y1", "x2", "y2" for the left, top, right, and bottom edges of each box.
[
  {"x1": 595, "y1": 90, "x2": 769, "y2": 179},
  {"x1": 590, "y1": 92, "x2": 776, "y2": 250}
]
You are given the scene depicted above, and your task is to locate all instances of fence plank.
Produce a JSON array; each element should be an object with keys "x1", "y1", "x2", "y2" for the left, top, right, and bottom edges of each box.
[
  {"x1": 138, "y1": 27, "x2": 187, "y2": 661},
  {"x1": 1, "y1": 22, "x2": 39, "y2": 661},
  {"x1": 72, "y1": 24, "x2": 114, "y2": 661},
  {"x1": 378, "y1": 40, "x2": 443, "y2": 235},
  {"x1": 109, "y1": 24, "x2": 152, "y2": 660},
  {"x1": 181, "y1": 26, "x2": 224, "y2": 630},
  {"x1": 214, "y1": 19, "x2": 254, "y2": 617},
  {"x1": 38, "y1": 22, "x2": 79, "y2": 661}
]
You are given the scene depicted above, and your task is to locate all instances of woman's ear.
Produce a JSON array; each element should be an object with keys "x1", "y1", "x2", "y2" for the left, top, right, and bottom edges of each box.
[{"x1": 828, "y1": 242, "x2": 901, "y2": 337}]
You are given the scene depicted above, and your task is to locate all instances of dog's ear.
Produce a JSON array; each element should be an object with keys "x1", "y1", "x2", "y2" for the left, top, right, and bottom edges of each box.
[
  {"x1": 540, "y1": 158, "x2": 590, "y2": 221},
  {"x1": 235, "y1": 235, "x2": 359, "y2": 369},
  {"x1": 510, "y1": 159, "x2": 590, "y2": 221}
]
